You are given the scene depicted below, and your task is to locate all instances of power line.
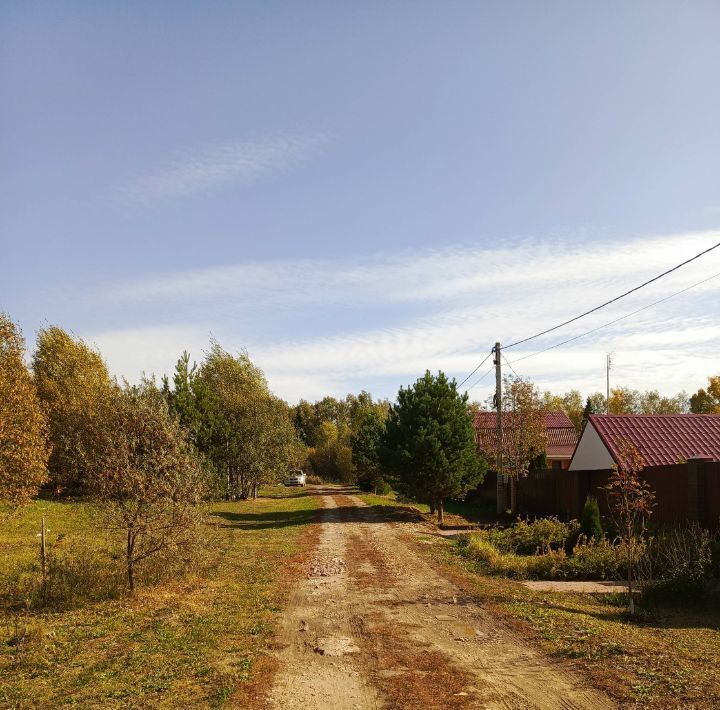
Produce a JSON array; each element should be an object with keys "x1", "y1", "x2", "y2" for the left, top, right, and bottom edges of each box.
[
  {"x1": 465, "y1": 362, "x2": 495, "y2": 392},
  {"x1": 503, "y1": 240, "x2": 720, "y2": 350},
  {"x1": 457, "y1": 349, "x2": 493, "y2": 388},
  {"x1": 501, "y1": 350, "x2": 521, "y2": 379},
  {"x1": 507, "y1": 269, "x2": 720, "y2": 365}
]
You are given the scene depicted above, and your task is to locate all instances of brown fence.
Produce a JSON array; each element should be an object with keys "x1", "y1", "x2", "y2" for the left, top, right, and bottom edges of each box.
[
  {"x1": 516, "y1": 468, "x2": 579, "y2": 520},
  {"x1": 516, "y1": 459, "x2": 720, "y2": 528},
  {"x1": 705, "y1": 462, "x2": 720, "y2": 526}
]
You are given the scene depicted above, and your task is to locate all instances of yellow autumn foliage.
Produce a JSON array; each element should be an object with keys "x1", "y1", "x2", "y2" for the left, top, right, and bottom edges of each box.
[{"x1": 0, "y1": 313, "x2": 50, "y2": 503}]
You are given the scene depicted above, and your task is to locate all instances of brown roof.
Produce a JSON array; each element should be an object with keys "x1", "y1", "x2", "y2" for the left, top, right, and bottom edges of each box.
[
  {"x1": 473, "y1": 410, "x2": 578, "y2": 460},
  {"x1": 588, "y1": 414, "x2": 720, "y2": 467}
]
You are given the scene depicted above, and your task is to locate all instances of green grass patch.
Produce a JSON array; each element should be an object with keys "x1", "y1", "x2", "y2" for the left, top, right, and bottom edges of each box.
[
  {"x1": 0, "y1": 487, "x2": 318, "y2": 708},
  {"x1": 356, "y1": 491, "x2": 496, "y2": 526}
]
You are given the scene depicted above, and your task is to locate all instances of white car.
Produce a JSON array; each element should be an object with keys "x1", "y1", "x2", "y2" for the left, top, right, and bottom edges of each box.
[{"x1": 285, "y1": 470, "x2": 306, "y2": 487}]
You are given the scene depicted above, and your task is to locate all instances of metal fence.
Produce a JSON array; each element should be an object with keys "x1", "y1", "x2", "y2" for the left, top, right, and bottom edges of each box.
[{"x1": 515, "y1": 459, "x2": 720, "y2": 528}]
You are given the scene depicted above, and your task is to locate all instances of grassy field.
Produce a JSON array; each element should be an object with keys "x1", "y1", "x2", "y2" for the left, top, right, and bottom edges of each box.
[
  {"x1": 362, "y1": 492, "x2": 720, "y2": 708},
  {"x1": 0, "y1": 487, "x2": 319, "y2": 709}
]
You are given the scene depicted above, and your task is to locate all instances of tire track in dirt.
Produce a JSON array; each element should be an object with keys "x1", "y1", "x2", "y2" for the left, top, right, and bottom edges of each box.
[
  {"x1": 266, "y1": 489, "x2": 382, "y2": 710},
  {"x1": 338, "y1": 493, "x2": 614, "y2": 709},
  {"x1": 266, "y1": 488, "x2": 615, "y2": 709}
]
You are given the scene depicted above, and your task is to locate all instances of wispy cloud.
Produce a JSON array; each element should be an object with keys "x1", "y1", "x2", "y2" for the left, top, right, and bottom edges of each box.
[
  {"x1": 118, "y1": 131, "x2": 326, "y2": 203},
  {"x1": 104, "y1": 230, "x2": 720, "y2": 315},
  {"x1": 86, "y1": 230, "x2": 720, "y2": 402}
]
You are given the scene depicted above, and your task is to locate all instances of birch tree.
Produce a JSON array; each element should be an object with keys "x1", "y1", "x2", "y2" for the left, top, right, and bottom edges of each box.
[
  {"x1": 33, "y1": 326, "x2": 113, "y2": 493},
  {"x1": 0, "y1": 314, "x2": 50, "y2": 504},
  {"x1": 198, "y1": 343, "x2": 303, "y2": 499}
]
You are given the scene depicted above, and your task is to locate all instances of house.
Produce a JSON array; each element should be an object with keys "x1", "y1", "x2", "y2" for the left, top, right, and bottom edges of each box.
[
  {"x1": 569, "y1": 414, "x2": 720, "y2": 471},
  {"x1": 566, "y1": 414, "x2": 720, "y2": 526},
  {"x1": 474, "y1": 410, "x2": 578, "y2": 470}
]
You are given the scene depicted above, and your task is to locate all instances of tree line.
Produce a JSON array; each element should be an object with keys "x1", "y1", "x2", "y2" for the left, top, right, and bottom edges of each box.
[
  {"x1": 0, "y1": 313, "x2": 487, "y2": 533},
  {"x1": 0, "y1": 317, "x2": 307, "y2": 590},
  {"x1": 3, "y1": 308, "x2": 720, "y2": 573},
  {"x1": 515, "y1": 384, "x2": 715, "y2": 434}
]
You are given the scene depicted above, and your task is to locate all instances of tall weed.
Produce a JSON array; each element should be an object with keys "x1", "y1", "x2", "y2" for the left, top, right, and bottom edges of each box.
[{"x1": 640, "y1": 524, "x2": 714, "y2": 601}]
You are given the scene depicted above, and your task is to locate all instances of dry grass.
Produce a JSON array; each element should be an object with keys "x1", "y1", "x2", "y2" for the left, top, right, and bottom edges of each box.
[
  {"x1": 0, "y1": 488, "x2": 319, "y2": 709},
  {"x1": 446, "y1": 565, "x2": 720, "y2": 708},
  {"x1": 357, "y1": 611, "x2": 478, "y2": 710}
]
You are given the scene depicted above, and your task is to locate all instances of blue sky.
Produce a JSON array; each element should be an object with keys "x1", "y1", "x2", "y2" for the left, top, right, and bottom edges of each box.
[{"x1": 2, "y1": 1, "x2": 720, "y2": 402}]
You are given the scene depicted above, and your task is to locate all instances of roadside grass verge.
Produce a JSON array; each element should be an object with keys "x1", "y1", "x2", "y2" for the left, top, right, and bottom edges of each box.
[
  {"x1": 357, "y1": 491, "x2": 498, "y2": 527},
  {"x1": 0, "y1": 487, "x2": 319, "y2": 709},
  {"x1": 434, "y1": 544, "x2": 720, "y2": 707},
  {"x1": 363, "y1": 493, "x2": 720, "y2": 708}
]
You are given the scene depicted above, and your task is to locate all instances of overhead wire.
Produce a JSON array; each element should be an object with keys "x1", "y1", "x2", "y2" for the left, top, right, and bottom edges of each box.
[
  {"x1": 456, "y1": 349, "x2": 493, "y2": 388},
  {"x1": 506, "y1": 269, "x2": 720, "y2": 366},
  {"x1": 502, "y1": 240, "x2": 720, "y2": 351},
  {"x1": 465, "y1": 362, "x2": 495, "y2": 392},
  {"x1": 501, "y1": 350, "x2": 521, "y2": 379}
]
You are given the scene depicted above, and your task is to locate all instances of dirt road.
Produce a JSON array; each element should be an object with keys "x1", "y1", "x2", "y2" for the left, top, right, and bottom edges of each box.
[{"x1": 267, "y1": 488, "x2": 614, "y2": 710}]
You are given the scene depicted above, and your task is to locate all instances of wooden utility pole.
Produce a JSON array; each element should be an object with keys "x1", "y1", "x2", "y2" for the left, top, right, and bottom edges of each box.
[
  {"x1": 494, "y1": 342, "x2": 506, "y2": 513},
  {"x1": 606, "y1": 353, "x2": 613, "y2": 414},
  {"x1": 40, "y1": 516, "x2": 47, "y2": 596}
]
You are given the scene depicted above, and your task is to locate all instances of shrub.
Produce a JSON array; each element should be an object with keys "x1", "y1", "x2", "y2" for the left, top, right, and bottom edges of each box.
[
  {"x1": 463, "y1": 535, "x2": 501, "y2": 565},
  {"x1": 375, "y1": 480, "x2": 392, "y2": 495},
  {"x1": 44, "y1": 542, "x2": 123, "y2": 606},
  {"x1": 458, "y1": 532, "x2": 630, "y2": 581},
  {"x1": 1, "y1": 542, "x2": 122, "y2": 611},
  {"x1": 479, "y1": 516, "x2": 573, "y2": 555},
  {"x1": 523, "y1": 550, "x2": 567, "y2": 579},
  {"x1": 711, "y1": 530, "x2": 720, "y2": 579},
  {"x1": 562, "y1": 536, "x2": 625, "y2": 580},
  {"x1": 579, "y1": 496, "x2": 603, "y2": 541},
  {"x1": 640, "y1": 525, "x2": 713, "y2": 602}
]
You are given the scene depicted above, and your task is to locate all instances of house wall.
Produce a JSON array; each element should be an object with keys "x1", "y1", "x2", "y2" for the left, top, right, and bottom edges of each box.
[
  {"x1": 547, "y1": 458, "x2": 570, "y2": 470},
  {"x1": 568, "y1": 423, "x2": 614, "y2": 471},
  {"x1": 517, "y1": 468, "x2": 578, "y2": 519}
]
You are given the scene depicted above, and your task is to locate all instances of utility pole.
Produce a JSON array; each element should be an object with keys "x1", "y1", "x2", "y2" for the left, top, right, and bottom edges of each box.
[
  {"x1": 606, "y1": 353, "x2": 613, "y2": 414},
  {"x1": 494, "y1": 342, "x2": 506, "y2": 513},
  {"x1": 40, "y1": 516, "x2": 47, "y2": 598}
]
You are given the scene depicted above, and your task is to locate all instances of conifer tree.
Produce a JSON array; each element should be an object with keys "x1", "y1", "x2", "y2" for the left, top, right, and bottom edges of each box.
[
  {"x1": 384, "y1": 371, "x2": 486, "y2": 524},
  {"x1": 350, "y1": 408, "x2": 387, "y2": 493}
]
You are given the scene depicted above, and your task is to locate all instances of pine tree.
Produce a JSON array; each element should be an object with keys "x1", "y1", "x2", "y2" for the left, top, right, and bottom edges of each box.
[
  {"x1": 384, "y1": 371, "x2": 486, "y2": 524},
  {"x1": 350, "y1": 408, "x2": 387, "y2": 493}
]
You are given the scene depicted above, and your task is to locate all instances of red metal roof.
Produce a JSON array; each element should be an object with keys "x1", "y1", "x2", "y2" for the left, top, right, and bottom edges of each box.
[
  {"x1": 589, "y1": 414, "x2": 720, "y2": 467},
  {"x1": 474, "y1": 410, "x2": 575, "y2": 430},
  {"x1": 544, "y1": 411, "x2": 576, "y2": 428},
  {"x1": 474, "y1": 410, "x2": 578, "y2": 459}
]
